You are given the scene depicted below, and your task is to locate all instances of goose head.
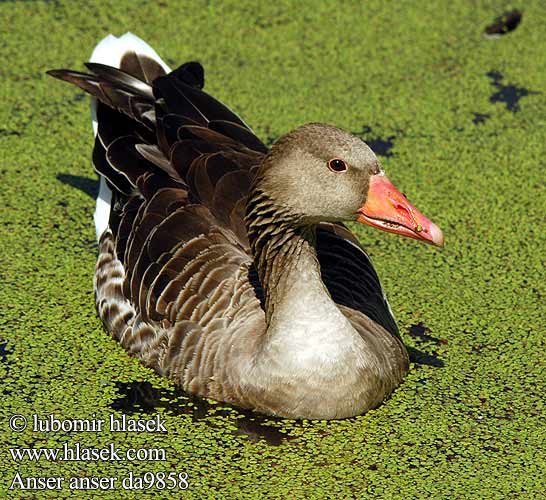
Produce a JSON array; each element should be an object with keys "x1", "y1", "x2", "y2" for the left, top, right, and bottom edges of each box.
[{"x1": 257, "y1": 123, "x2": 444, "y2": 246}]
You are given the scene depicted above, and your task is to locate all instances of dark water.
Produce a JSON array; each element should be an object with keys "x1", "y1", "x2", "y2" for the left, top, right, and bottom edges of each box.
[
  {"x1": 484, "y1": 11, "x2": 522, "y2": 37},
  {"x1": 486, "y1": 70, "x2": 538, "y2": 113},
  {"x1": 0, "y1": 341, "x2": 12, "y2": 364},
  {"x1": 472, "y1": 112, "x2": 490, "y2": 125},
  {"x1": 354, "y1": 126, "x2": 396, "y2": 157}
]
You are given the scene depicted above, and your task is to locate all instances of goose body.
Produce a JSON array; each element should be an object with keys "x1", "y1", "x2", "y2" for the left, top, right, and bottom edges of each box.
[{"x1": 49, "y1": 33, "x2": 443, "y2": 419}]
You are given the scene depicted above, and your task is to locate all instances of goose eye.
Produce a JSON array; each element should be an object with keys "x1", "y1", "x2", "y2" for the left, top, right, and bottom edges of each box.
[{"x1": 328, "y1": 158, "x2": 347, "y2": 173}]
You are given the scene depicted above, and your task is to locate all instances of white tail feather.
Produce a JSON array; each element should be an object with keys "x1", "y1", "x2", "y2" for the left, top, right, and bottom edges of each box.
[{"x1": 89, "y1": 33, "x2": 171, "y2": 240}]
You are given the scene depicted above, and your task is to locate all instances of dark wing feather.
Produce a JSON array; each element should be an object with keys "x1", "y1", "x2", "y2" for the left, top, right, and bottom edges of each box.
[
  {"x1": 170, "y1": 61, "x2": 205, "y2": 89},
  {"x1": 153, "y1": 75, "x2": 254, "y2": 131},
  {"x1": 84, "y1": 62, "x2": 155, "y2": 98},
  {"x1": 316, "y1": 223, "x2": 400, "y2": 338},
  {"x1": 209, "y1": 120, "x2": 269, "y2": 154},
  {"x1": 92, "y1": 132, "x2": 134, "y2": 195},
  {"x1": 120, "y1": 52, "x2": 167, "y2": 84},
  {"x1": 48, "y1": 54, "x2": 266, "y2": 227}
]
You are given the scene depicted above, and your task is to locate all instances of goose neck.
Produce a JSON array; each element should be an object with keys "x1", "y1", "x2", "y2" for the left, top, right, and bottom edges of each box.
[{"x1": 245, "y1": 191, "x2": 325, "y2": 324}]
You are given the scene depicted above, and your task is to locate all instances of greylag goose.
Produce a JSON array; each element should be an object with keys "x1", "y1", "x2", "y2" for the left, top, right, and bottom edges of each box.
[{"x1": 48, "y1": 33, "x2": 443, "y2": 419}]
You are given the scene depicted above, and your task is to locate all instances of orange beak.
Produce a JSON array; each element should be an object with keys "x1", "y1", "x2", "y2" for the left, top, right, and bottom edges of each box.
[{"x1": 357, "y1": 175, "x2": 444, "y2": 247}]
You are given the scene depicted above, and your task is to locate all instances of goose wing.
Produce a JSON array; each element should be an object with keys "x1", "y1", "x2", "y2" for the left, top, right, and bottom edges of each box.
[
  {"x1": 316, "y1": 223, "x2": 400, "y2": 338},
  {"x1": 49, "y1": 53, "x2": 268, "y2": 392}
]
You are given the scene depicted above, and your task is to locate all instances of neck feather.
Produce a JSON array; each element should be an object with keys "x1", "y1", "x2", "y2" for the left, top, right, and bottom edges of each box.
[{"x1": 245, "y1": 188, "x2": 324, "y2": 323}]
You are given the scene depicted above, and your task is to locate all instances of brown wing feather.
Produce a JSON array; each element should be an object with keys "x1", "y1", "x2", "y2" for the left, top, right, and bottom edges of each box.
[{"x1": 120, "y1": 52, "x2": 167, "y2": 84}]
